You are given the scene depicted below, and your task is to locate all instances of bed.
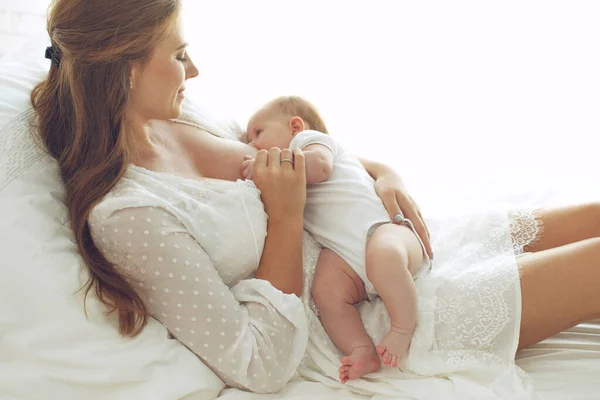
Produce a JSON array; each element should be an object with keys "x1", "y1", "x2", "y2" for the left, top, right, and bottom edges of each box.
[
  {"x1": 1, "y1": 55, "x2": 599, "y2": 400},
  {"x1": 216, "y1": 321, "x2": 600, "y2": 399}
]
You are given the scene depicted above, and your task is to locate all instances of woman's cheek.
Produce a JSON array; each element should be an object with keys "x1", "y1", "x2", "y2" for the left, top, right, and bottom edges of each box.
[{"x1": 176, "y1": 61, "x2": 186, "y2": 86}]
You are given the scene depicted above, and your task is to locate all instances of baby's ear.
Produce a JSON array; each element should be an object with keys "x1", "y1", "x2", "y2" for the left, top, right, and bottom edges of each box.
[{"x1": 289, "y1": 116, "x2": 305, "y2": 135}]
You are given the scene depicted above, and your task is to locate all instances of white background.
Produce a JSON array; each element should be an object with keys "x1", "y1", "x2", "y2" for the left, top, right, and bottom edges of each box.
[
  {"x1": 3, "y1": 1, "x2": 600, "y2": 215},
  {"x1": 0, "y1": 0, "x2": 47, "y2": 56}
]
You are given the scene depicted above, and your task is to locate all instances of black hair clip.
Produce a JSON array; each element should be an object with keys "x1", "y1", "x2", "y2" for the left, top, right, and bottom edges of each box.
[{"x1": 45, "y1": 46, "x2": 61, "y2": 67}]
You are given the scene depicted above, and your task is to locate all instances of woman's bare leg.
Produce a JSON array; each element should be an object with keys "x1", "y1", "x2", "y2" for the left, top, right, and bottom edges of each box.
[
  {"x1": 523, "y1": 202, "x2": 600, "y2": 253},
  {"x1": 518, "y1": 237, "x2": 600, "y2": 350}
]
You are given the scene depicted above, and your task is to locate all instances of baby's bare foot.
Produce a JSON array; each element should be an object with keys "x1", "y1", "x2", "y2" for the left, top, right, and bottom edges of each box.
[
  {"x1": 339, "y1": 346, "x2": 381, "y2": 383},
  {"x1": 376, "y1": 325, "x2": 413, "y2": 368}
]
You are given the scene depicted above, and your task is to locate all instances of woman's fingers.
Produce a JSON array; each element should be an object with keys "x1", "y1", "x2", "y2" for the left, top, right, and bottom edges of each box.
[
  {"x1": 370, "y1": 166, "x2": 434, "y2": 260},
  {"x1": 414, "y1": 217, "x2": 433, "y2": 259},
  {"x1": 268, "y1": 147, "x2": 281, "y2": 169},
  {"x1": 280, "y1": 149, "x2": 294, "y2": 171},
  {"x1": 397, "y1": 193, "x2": 433, "y2": 259},
  {"x1": 384, "y1": 189, "x2": 433, "y2": 260},
  {"x1": 253, "y1": 147, "x2": 306, "y2": 222},
  {"x1": 254, "y1": 149, "x2": 268, "y2": 172},
  {"x1": 416, "y1": 207, "x2": 431, "y2": 241},
  {"x1": 380, "y1": 188, "x2": 402, "y2": 220}
]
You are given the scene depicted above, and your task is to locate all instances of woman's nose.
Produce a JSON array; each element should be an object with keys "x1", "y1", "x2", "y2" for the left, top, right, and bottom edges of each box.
[{"x1": 186, "y1": 60, "x2": 199, "y2": 80}]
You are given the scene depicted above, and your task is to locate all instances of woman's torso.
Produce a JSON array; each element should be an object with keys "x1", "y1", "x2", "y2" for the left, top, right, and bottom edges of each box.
[
  {"x1": 123, "y1": 117, "x2": 270, "y2": 286},
  {"x1": 119, "y1": 164, "x2": 268, "y2": 286}
]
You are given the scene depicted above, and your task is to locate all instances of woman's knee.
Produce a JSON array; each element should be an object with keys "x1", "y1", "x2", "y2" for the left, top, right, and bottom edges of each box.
[
  {"x1": 583, "y1": 202, "x2": 600, "y2": 232},
  {"x1": 581, "y1": 236, "x2": 600, "y2": 255}
]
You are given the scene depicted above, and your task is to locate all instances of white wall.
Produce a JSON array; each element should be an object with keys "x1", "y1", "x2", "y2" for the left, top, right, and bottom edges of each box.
[
  {"x1": 0, "y1": 0, "x2": 47, "y2": 59},
  {"x1": 3, "y1": 1, "x2": 600, "y2": 215},
  {"x1": 181, "y1": 1, "x2": 600, "y2": 213}
]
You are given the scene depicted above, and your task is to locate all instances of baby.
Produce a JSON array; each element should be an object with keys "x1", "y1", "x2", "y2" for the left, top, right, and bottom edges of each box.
[{"x1": 241, "y1": 96, "x2": 431, "y2": 383}]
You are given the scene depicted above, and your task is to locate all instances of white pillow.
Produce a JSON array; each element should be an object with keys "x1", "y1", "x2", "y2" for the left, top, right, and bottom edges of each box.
[{"x1": 0, "y1": 57, "x2": 232, "y2": 399}]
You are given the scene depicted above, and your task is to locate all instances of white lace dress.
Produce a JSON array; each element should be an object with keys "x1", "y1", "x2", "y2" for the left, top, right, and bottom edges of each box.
[
  {"x1": 88, "y1": 167, "x2": 309, "y2": 394},
  {"x1": 88, "y1": 110, "x2": 543, "y2": 399},
  {"x1": 298, "y1": 209, "x2": 541, "y2": 400}
]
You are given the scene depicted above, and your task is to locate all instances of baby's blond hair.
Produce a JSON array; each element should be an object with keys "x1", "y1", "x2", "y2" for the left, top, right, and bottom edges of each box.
[{"x1": 266, "y1": 96, "x2": 329, "y2": 134}]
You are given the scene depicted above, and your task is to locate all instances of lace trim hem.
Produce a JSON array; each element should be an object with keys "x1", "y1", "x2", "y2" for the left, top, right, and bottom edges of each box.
[{"x1": 509, "y1": 209, "x2": 544, "y2": 255}]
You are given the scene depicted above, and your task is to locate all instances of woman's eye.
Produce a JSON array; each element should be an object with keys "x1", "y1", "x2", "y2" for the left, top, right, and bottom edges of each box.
[
  {"x1": 177, "y1": 54, "x2": 188, "y2": 62},
  {"x1": 256, "y1": 130, "x2": 262, "y2": 136}
]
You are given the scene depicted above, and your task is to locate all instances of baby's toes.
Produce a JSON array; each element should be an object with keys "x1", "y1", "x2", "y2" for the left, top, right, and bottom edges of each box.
[
  {"x1": 339, "y1": 367, "x2": 350, "y2": 383},
  {"x1": 376, "y1": 344, "x2": 386, "y2": 358}
]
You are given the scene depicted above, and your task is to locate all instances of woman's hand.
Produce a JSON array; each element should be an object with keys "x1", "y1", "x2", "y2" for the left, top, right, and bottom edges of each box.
[
  {"x1": 373, "y1": 166, "x2": 433, "y2": 260},
  {"x1": 253, "y1": 148, "x2": 306, "y2": 223}
]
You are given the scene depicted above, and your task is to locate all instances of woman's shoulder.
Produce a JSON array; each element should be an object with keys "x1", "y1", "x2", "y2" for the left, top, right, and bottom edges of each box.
[
  {"x1": 89, "y1": 165, "x2": 172, "y2": 223},
  {"x1": 88, "y1": 165, "x2": 250, "y2": 230}
]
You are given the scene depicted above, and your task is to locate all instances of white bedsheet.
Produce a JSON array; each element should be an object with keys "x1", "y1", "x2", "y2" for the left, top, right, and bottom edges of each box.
[
  {"x1": 517, "y1": 319, "x2": 600, "y2": 400},
  {"x1": 218, "y1": 319, "x2": 600, "y2": 399}
]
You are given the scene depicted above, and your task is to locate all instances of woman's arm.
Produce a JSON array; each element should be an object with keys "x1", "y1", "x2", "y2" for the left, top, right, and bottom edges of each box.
[
  {"x1": 90, "y1": 206, "x2": 308, "y2": 394},
  {"x1": 254, "y1": 218, "x2": 304, "y2": 296},
  {"x1": 359, "y1": 157, "x2": 393, "y2": 182},
  {"x1": 253, "y1": 147, "x2": 307, "y2": 296},
  {"x1": 358, "y1": 156, "x2": 433, "y2": 259}
]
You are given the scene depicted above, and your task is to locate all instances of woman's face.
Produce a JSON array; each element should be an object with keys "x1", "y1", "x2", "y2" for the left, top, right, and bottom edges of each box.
[{"x1": 129, "y1": 21, "x2": 199, "y2": 121}]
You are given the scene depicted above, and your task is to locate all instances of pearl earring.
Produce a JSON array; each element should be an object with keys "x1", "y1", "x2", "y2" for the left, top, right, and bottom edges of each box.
[{"x1": 129, "y1": 79, "x2": 133, "y2": 89}]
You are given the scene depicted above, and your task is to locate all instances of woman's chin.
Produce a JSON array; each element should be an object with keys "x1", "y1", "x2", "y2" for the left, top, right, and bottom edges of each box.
[{"x1": 170, "y1": 102, "x2": 184, "y2": 119}]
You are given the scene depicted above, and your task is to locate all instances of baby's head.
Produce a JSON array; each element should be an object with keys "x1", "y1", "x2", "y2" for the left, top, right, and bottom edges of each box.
[{"x1": 246, "y1": 96, "x2": 328, "y2": 150}]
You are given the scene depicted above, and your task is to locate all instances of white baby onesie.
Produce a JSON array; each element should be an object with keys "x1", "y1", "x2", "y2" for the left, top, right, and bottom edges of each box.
[{"x1": 289, "y1": 130, "x2": 431, "y2": 297}]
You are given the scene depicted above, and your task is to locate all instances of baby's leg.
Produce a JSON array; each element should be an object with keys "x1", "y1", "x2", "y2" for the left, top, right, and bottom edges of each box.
[
  {"x1": 365, "y1": 223, "x2": 424, "y2": 368},
  {"x1": 311, "y1": 248, "x2": 380, "y2": 383}
]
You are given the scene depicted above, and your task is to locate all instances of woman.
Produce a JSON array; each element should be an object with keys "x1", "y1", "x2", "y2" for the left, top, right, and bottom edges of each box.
[{"x1": 31, "y1": 0, "x2": 600, "y2": 397}]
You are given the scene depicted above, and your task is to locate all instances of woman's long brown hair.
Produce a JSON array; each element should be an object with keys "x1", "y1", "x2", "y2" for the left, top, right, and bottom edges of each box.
[{"x1": 31, "y1": 0, "x2": 181, "y2": 336}]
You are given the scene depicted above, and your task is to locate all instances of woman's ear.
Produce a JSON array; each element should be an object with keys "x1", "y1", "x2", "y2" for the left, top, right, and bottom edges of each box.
[
  {"x1": 289, "y1": 116, "x2": 305, "y2": 135},
  {"x1": 129, "y1": 63, "x2": 140, "y2": 90}
]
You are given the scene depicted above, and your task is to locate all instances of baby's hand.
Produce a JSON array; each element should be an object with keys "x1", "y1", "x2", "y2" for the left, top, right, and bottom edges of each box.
[{"x1": 241, "y1": 155, "x2": 256, "y2": 180}]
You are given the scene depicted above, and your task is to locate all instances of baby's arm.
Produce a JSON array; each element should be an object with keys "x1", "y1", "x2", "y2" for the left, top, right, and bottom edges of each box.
[
  {"x1": 241, "y1": 144, "x2": 333, "y2": 184},
  {"x1": 302, "y1": 143, "x2": 334, "y2": 184}
]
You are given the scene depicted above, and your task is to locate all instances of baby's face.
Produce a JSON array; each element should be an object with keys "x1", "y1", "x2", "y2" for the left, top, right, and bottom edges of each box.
[{"x1": 246, "y1": 107, "x2": 294, "y2": 150}]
